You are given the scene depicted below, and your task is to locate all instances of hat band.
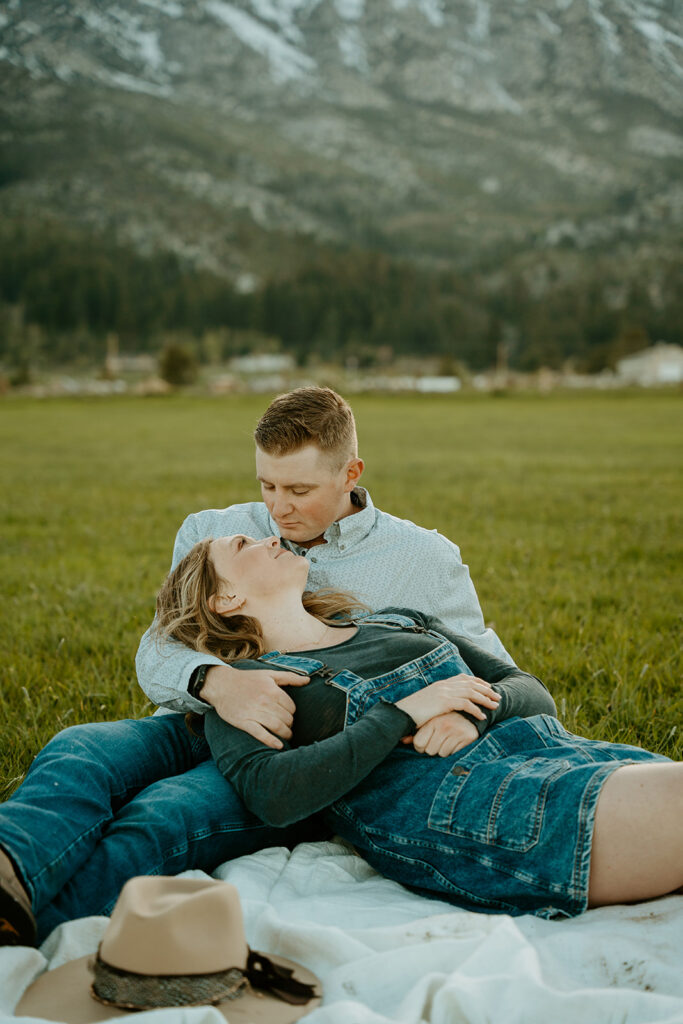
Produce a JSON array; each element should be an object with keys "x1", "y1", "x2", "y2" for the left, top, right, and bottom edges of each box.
[
  {"x1": 90, "y1": 948, "x2": 319, "y2": 1011},
  {"x1": 246, "y1": 950, "x2": 318, "y2": 1006},
  {"x1": 90, "y1": 954, "x2": 247, "y2": 1010}
]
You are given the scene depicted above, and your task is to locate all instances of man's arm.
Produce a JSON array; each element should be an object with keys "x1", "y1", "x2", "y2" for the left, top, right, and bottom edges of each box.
[
  {"x1": 420, "y1": 533, "x2": 516, "y2": 665},
  {"x1": 135, "y1": 511, "x2": 309, "y2": 746},
  {"x1": 136, "y1": 511, "x2": 227, "y2": 709},
  {"x1": 135, "y1": 512, "x2": 223, "y2": 712}
]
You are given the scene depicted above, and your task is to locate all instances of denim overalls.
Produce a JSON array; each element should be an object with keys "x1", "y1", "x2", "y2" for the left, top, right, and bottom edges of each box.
[{"x1": 255, "y1": 612, "x2": 667, "y2": 919}]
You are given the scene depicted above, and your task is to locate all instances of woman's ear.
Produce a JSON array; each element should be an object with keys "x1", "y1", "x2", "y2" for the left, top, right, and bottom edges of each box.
[{"x1": 208, "y1": 593, "x2": 246, "y2": 617}]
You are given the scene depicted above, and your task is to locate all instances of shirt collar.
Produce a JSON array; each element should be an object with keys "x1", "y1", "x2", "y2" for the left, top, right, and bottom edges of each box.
[
  {"x1": 272, "y1": 487, "x2": 376, "y2": 551},
  {"x1": 335, "y1": 486, "x2": 374, "y2": 543}
]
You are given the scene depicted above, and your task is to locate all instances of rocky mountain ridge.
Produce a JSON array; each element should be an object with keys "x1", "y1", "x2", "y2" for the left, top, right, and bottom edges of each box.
[{"x1": 1, "y1": 0, "x2": 682, "y2": 282}]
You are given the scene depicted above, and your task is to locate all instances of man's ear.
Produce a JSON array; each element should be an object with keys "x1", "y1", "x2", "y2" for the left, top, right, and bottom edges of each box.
[
  {"x1": 344, "y1": 457, "x2": 364, "y2": 491},
  {"x1": 208, "y1": 593, "x2": 246, "y2": 617}
]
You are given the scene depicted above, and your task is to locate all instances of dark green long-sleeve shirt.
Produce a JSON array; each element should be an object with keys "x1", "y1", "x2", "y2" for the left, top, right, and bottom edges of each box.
[{"x1": 204, "y1": 609, "x2": 556, "y2": 828}]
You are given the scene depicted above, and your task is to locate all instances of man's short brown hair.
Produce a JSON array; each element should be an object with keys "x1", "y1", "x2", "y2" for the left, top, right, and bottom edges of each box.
[{"x1": 254, "y1": 387, "x2": 358, "y2": 467}]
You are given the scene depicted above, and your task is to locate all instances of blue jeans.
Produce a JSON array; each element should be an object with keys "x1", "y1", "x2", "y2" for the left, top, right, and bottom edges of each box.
[{"x1": 0, "y1": 715, "x2": 314, "y2": 942}]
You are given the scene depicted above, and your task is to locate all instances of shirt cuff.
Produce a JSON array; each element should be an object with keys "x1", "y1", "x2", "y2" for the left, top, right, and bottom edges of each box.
[{"x1": 378, "y1": 698, "x2": 417, "y2": 735}]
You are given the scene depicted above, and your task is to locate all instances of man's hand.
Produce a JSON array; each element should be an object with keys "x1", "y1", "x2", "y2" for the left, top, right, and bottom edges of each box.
[
  {"x1": 401, "y1": 712, "x2": 480, "y2": 757},
  {"x1": 199, "y1": 665, "x2": 310, "y2": 749}
]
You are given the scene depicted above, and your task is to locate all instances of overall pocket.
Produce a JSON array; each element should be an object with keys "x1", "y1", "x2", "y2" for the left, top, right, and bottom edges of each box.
[{"x1": 428, "y1": 729, "x2": 570, "y2": 853}]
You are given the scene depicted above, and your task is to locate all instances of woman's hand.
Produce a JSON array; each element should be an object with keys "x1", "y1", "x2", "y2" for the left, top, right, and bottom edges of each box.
[
  {"x1": 395, "y1": 674, "x2": 500, "y2": 729},
  {"x1": 401, "y1": 712, "x2": 480, "y2": 757}
]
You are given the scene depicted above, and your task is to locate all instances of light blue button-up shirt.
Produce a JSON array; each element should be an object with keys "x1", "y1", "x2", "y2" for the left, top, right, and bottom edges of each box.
[{"x1": 136, "y1": 487, "x2": 513, "y2": 712}]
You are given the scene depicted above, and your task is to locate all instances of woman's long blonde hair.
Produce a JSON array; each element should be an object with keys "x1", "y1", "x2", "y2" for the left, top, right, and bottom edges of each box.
[{"x1": 154, "y1": 538, "x2": 365, "y2": 662}]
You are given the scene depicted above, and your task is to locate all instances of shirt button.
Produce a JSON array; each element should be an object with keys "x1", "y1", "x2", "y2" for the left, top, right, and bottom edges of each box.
[
  {"x1": 311, "y1": 556, "x2": 317, "y2": 563},
  {"x1": 451, "y1": 766, "x2": 469, "y2": 776},
  {"x1": 339, "y1": 544, "x2": 345, "y2": 550}
]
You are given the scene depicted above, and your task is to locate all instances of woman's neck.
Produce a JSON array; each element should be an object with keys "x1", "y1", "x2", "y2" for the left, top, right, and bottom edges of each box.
[{"x1": 258, "y1": 601, "x2": 332, "y2": 653}]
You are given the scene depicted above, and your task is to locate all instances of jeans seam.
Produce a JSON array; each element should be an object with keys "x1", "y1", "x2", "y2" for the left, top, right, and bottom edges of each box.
[{"x1": 354, "y1": 826, "x2": 522, "y2": 914}]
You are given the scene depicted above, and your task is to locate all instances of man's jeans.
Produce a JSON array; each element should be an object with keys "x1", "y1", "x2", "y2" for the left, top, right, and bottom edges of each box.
[{"x1": 0, "y1": 715, "x2": 307, "y2": 942}]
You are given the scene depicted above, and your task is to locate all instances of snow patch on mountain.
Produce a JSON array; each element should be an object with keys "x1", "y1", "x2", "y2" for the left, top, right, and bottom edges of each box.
[
  {"x1": 335, "y1": 0, "x2": 365, "y2": 20},
  {"x1": 205, "y1": 1, "x2": 316, "y2": 80},
  {"x1": 100, "y1": 68, "x2": 172, "y2": 95},
  {"x1": 634, "y1": 18, "x2": 683, "y2": 79},
  {"x1": 338, "y1": 22, "x2": 368, "y2": 71},
  {"x1": 10, "y1": 18, "x2": 40, "y2": 38},
  {"x1": 137, "y1": 30, "x2": 164, "y2": 68},
  {"x1": 79, "y1": 8, "x2": 165, "y2": 71},
  {"x1": 248, "y1": 0, "x2": 304, "y2": 44},
  {"x1": 487, "y1": 78, "x2": 523, "y2": 114},
  {"x1": 137, "y1": 0, "x2": 184, "y2": 17},
  {"x1": 587, "y1": 0, "x2": 622, "y2": 56},
  {"x1": 536, "y1": 11, "x2": 562, "y2": 36},
  {"x1": 468, "y1": 1, "x2": 491, "y2": 43},
  {"x1": 629, "y1": 124, "x2": 683, "y2": 158},
  {"x1": 634, "y1": 17, "x2": 683, "y2": 49},
  {"x1": 392, "y1": 0, "x2": 444, "y2": 28}
]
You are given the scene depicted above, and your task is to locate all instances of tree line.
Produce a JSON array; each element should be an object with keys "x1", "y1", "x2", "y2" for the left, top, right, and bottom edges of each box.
[{"x1": 1, "y1": 218, "x2": 680, "y2": 379}]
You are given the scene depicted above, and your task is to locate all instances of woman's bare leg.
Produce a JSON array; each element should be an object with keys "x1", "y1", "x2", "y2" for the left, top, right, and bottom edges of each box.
[{"x1": 588, "y1": 762, "x2": 683, "y2": 908}]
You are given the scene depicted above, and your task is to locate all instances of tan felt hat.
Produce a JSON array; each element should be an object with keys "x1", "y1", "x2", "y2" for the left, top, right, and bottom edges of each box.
[{"x1": 16, "y1": 876, "x2": 321, "y2": 1023}]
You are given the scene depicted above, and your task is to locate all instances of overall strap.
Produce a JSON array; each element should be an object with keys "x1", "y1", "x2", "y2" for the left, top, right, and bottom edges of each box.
[
  {"x1": 350, "y1": 611, "x2": 435, "y2": 635},
  {"x1": 254, "y1": 653, "x2": 337, "y2": 681},
  {"x1": 351, "y1": 611, "x2": 423, "y2": 629}
]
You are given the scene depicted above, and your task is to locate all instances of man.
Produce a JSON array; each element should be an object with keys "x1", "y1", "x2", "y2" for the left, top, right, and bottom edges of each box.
[
  {"x1": 136, "y1": 386, "x2": 513, "y2": 755},
  {"x1": 0, "y1": 387, "x2": 513, "y2": 944}
]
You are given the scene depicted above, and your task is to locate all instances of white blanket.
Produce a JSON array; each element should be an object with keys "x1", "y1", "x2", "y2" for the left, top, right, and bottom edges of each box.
[{"x1": 2, "y1": 840, "x2": 682, "y2": 1023}]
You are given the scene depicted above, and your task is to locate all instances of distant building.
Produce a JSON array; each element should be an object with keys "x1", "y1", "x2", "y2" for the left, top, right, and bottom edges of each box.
[
  {"x1": 348, "y1": 375, "x2": 461, "y2": 393},
  {"x1": 415, "y1": 376, "x2": 461, "y2": 393},
  {"x1": 208, "y1": 374, "x2": 238, "y2": 395},
  {"x1": 616, "y1": 343, "x2": 683, "y2": 386},
  {"x1": 230, "y1": 354, "x2": 294, "y2": 374},
  {"x1": 106, "y1": 354, "x2": 156, "y2": 375},
  {"x1": 133, "y1": 376, "x2": 172, "y2": 396},
  {"x1": 104, "y1": 334, "x2": 156, "y2": 376},
  {"x1": 246, "y1": 374, "x2": 291, "y2": 393}
]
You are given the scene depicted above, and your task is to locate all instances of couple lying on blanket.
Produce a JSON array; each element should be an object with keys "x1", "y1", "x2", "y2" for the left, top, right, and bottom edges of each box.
[{"x1": 1, "y1": 387, "x2": 681, "y2": 948}]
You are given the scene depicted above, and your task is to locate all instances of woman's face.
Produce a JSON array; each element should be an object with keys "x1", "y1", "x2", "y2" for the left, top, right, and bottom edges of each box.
[{"x1": 209, "y1": 534, "x2": 309, "y2": 603}]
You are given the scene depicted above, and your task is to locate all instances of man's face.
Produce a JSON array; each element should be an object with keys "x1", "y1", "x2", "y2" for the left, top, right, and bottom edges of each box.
[{"x1": 255, "y1": 444, "x2": 362, "y2": 547}]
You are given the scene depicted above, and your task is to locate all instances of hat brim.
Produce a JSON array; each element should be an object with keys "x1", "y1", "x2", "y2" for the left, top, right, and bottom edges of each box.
[{"x1": 15, "y1": 952, "x2": 321, "y2": 1024}]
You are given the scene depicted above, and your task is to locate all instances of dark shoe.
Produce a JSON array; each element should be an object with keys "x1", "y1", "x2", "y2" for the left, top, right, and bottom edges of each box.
[{"x1": 0, "y1": 847, "x2": 37, "y2": 946}]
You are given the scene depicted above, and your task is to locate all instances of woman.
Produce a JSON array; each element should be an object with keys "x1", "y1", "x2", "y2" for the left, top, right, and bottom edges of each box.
[{"x1": 154, "y1": 533, "x2": 683, "y2": 920}]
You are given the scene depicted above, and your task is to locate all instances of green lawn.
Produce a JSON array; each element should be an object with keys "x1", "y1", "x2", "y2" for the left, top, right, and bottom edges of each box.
[{"x1": 1, "y1": 390, "x2": 681, "y2": 794}]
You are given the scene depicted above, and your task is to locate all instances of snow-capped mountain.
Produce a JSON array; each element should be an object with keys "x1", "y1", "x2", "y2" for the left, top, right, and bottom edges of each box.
[{"x1": 1, "y1": 0, "x2": 681, "y2": 277}]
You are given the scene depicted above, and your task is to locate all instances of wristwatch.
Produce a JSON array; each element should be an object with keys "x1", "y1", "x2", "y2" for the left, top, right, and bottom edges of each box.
[{"x1": 188, "y1": 664, "x2": 210, "y2": 703}]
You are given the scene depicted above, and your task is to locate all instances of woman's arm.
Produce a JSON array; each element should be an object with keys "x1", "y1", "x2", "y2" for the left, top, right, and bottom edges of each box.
[
  {"x1": 442, "y1": 632, "x2": 557, "y2": 732},
  {"x1": 205, "y1": 701, "x2": 416, "y2": 828},
  {"x1": 395, "y1": 608, "x2": 557, "y2": 731},
  {"x1": 206, "y1": 670, "x2": 502, "y2": 826}
]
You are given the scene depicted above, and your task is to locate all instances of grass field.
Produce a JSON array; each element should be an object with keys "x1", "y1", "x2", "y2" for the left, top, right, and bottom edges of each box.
[{"x1": 1, "y1": 390, "x2": 681, "y2": 795}]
